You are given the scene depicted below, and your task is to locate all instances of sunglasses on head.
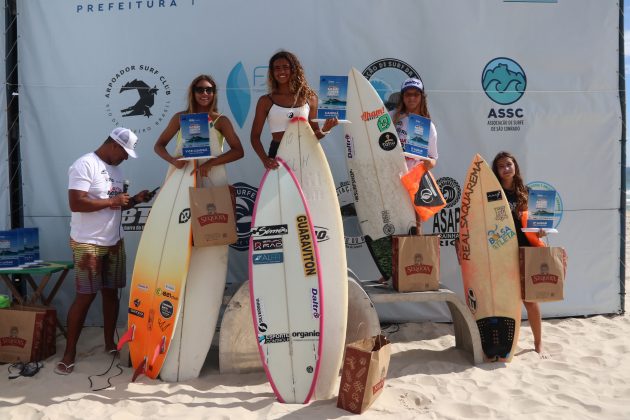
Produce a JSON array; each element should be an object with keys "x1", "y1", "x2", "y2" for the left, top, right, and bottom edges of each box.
[{"x1": 193, "y1": 86, "x2": 215, "y2": 94}]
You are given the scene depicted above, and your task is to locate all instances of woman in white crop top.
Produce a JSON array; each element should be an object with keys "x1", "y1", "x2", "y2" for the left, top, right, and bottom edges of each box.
[
  {"x1": 154, "y1": 74, "x2": 244, "y2": 177},
  {"x1": 250, "y1": 50, "x2": 339, "y2": 170}
]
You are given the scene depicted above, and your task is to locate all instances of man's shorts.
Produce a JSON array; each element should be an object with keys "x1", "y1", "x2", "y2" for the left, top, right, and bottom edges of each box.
[{"x1": 70, "y1": 238, "x2": 126, "y2": 294}]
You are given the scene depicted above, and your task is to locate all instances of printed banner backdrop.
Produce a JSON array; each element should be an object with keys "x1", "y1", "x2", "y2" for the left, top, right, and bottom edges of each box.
[
  {"x1": 0, "y1": 4, "x2": 7, "y2": 232},
  {"x1": 16, "y1": 0, "x2": 623, "y2": 324}
]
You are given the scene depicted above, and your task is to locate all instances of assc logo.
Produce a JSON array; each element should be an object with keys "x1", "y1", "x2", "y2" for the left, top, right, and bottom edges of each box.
[
  {"x1": 362, "y1": 58, "x2": 420, "y2": 111},
  {"x1": 104, "y1": 65, "x2": 172, "y2": 134},
  {"x1": 231, "y1": 182, "x2": 258, "y2": 251},
  {"x1": 481, "y1": 57, "x2": 526, "y2": 105},
  {"x1": 226, "y1": 62, "x2": 268, "y2": 128}
]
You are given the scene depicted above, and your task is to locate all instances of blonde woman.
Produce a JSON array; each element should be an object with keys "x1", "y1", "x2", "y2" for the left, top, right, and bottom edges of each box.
[{"x1": 154, "y1": 74, "x2": 244, "y2": 175}]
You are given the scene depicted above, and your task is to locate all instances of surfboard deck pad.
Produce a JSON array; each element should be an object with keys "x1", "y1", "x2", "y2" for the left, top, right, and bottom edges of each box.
[{"x1": 477, "y1": 317, "x2": 516, "y2": 361}]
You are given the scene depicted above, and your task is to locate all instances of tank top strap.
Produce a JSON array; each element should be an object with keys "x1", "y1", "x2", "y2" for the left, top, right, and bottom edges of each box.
[{"x1": 211, "y1": 113, "x2": 225, "y2": 151}]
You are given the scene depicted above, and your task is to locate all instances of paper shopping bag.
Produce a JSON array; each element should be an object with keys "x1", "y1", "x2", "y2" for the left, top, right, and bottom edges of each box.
[
  {"x1": 337, "y1": 334, "x2": 391, "y2": 414},
  {"x1": 519, "y1": 247, "x2": 567, "y2": 302},
  {"x1": 392, "y1": 234, "x2": 440, "y2": 292},
  {"x1": 189, "y1": 185, "x2": 237, "y2": 246}
]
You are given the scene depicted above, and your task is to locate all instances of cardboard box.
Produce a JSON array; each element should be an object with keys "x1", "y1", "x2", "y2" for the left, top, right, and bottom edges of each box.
[{"x1": 0, "y1": 305, "x2": 56, "y2": 363}]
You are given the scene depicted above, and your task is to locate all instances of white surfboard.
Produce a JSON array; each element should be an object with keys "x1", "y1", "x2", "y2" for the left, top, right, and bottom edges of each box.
[
  {"x1": 344, "y1": 67, "x2": 416, "y2": 241},
  {"x1": 160, "y1": 125, "x2": 229, "y2": 381},
  {"x1": 277, "y1": 118, "x2": 348, "y2": 400},
  {"x1": 459, "y1": 154, "x2": 521, "y2": 362},
  {"x1": 249, "y1": 158, "x2": 323, "y2": 404}
]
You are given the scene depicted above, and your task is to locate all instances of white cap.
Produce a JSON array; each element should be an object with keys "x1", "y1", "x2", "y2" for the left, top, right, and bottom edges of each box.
[
  {"x1": 109, "y1": 127, "x2": 138, "y2": 158},
  {"x1": 401, "y1": 78, "x2": 424, "y2": 93}
]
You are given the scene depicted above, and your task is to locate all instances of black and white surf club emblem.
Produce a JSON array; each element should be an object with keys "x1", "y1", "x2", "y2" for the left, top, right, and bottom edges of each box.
[
  {"x1": 438, "y1": 177, "x2": 461, "y2": 209},
  {"x1": 104, "y1": 64, "x2": 172, "y2": 134},
  {"x1": 362, "y1": 58, "x2": 420, "y2": 111}
]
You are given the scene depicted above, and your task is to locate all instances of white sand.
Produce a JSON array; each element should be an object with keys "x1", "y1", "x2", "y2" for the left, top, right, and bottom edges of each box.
[{"x1": 1, "y1": 239, "x2": 628, "y2": 419}]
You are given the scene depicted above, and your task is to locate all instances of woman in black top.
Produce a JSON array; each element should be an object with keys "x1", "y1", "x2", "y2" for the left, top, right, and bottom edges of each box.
[{"x1": 492, "y1": 151, "x2": 548, "y2": 358}]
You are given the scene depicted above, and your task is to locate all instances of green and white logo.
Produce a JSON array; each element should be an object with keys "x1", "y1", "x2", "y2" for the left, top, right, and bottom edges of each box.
[{"x1": 481, "y1": 57, "x2": 526, "y2": 105}]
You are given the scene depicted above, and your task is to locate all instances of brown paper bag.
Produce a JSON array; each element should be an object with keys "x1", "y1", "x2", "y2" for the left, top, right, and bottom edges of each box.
[
  {"x1": 189, "y1": 185, "x2": 237, "y2": 246},
  {"x1": 392, "y1": 234, "x2": 440, "y2": 292},
  {"x1": 0, "y1": 305, "x2": 56, "y2": 363},
  {"x1": 337, "y1": 335, "x2": 391, "y2": 414},
  {"x1": 519, "y1": 247, "x2": 567, "y2": 302}
]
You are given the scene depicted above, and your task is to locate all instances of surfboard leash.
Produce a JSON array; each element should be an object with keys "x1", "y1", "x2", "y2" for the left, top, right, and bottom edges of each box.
[{"x1": 88, "y1": 350, "x2": 123, "y2": 392}]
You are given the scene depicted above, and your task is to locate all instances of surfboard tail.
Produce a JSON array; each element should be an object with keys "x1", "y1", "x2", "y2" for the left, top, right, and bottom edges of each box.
[{"x1": 477, "y1": 317, "x2": 516, "y2": 361}]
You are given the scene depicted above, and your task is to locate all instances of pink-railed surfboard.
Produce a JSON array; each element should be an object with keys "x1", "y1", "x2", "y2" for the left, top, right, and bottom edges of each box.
[
  {"x1": 249, "y1": 157, "x2": 323, "y2": 404},
  {"x1": 276, "y1": 118, "x2": 347, "y2": 399}
]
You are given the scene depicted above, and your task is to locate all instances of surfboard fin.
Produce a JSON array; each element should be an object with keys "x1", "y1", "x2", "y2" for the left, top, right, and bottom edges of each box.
[
  {"x1": 149, "y1": 336, "x2": 166, "y2": 368},
  {"x1": 117, "y1": 325, "x2": 135, "y2": 351},
  {"x1": 132, "y1": 358, "x2": 146, "y2": 382}
]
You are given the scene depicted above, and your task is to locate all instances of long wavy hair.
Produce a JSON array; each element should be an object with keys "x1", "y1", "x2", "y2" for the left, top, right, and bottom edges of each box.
[
  {"x1": 186, "y1": 74, "x2": 218, "y2": 114},
  {"x1": 492, "y1": 151, "x2": 528, "y2": 212},
  {"x1": 267, "y1": 50, "x2": 315, "y2": 105},
  {"x1": 392, "y1": 86, "x2": 431, "y2": 125}
]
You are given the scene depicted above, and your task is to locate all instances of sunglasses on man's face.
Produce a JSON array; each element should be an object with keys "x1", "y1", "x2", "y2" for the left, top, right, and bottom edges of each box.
[{"x1": 193, "y1": 86, "x2": 215, "y2": 94}]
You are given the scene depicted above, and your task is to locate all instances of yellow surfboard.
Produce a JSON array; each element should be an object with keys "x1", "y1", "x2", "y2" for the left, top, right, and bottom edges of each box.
[
  {"x1": 124, "y1": 162, "x2": 194, "y2": 379},
  {"x1": 459, "y1": 154, "x2": 521, "y2": 362}
]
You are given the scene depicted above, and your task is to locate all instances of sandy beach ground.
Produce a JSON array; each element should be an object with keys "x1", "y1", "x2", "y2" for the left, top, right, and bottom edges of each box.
[{"x1": 0, "y1": 242, "x2": 628, "y2": 418}]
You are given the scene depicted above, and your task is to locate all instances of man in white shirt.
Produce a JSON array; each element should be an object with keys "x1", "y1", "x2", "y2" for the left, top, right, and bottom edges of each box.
[{"x1": 55, "y1": 127, "x2": 152, "y2": 375}]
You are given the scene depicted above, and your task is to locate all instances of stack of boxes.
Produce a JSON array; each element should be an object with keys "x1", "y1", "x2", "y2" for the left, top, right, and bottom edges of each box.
[{"x1": 0, "y1": 228, "x2": 40, "y2": 269}]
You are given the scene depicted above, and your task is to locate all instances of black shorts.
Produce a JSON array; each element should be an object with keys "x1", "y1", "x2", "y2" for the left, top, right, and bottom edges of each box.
[{"x1": 268, "y1": 140, "x2": 281, "y2": 158}]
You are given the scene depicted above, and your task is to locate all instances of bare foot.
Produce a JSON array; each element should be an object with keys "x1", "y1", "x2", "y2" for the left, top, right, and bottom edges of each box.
[{"x1": 535, "y1": 343, "x2": 550, "y2": 359}]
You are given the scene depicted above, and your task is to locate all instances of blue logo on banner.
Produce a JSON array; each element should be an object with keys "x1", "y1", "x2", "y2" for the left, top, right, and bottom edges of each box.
[
  {"x1": 253, "y1": 252, "x2": 284, "y2": 265},
  {"x1": 481, "y1": 57, "x2": 527, "y2": 105},
  {"x1": 226, "y1": 62, "x2": 267, "y2": 128},
  {"x1": 227, "y1": 62, "x2": 251, "y2": 128}
]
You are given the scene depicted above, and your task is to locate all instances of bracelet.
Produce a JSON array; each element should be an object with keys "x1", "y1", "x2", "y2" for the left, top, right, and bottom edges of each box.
[{"x1": 320, "y1": 130, "x2": 330, "y2": 136}]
